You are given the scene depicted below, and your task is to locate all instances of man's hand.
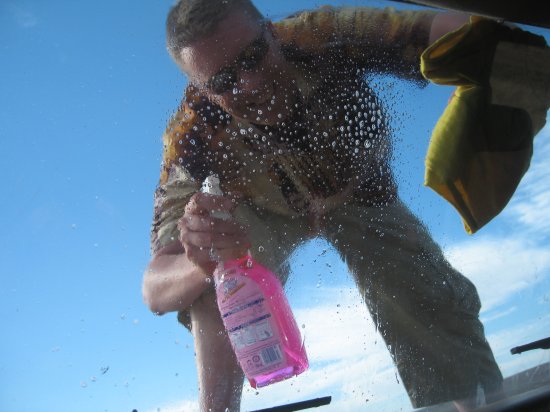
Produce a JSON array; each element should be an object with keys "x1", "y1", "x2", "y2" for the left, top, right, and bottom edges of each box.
[
  {"x1": 178, "y1": 192, "x2": 250, "y2": 274},
  {"x1": 429, "y1": 12, "x2": 470, "y2": 45}
]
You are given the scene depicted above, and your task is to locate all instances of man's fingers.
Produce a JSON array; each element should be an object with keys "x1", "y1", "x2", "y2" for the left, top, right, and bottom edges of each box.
[
  {"x1": 184, "y1": 243, "x2": 248, "y2": 271},
  {"x1": 184, "y1": 244, "x2": 216, "y2": 271},
  {"x1": 180, "y1": 229, "x2": 249, "y2": 249},
  {"x1": 214, "y1": 246, "x2": 250, "y2": 262},
  {"x1": 180, "y1": 230, "x2": 212, "y2": 248},
  {"x1": 181, "y1": 215, "x2": 245, "y2": 234},
  {"x1": 179, "y1": 215, "x2": 210, "y2": 232},
  {"x1": 185, "y1": 192, "x2": 235, "y2": 216},
  {"x1": 180, "y1": 193, "x2": 249, "y2": 259},
  {"x1": 184, "y1": 244, "x2": 211, "y2": 262}
]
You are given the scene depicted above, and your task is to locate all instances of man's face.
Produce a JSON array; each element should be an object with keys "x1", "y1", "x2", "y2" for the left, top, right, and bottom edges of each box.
[{"x1": 178, "y1": 11, "x2": 298, "y2": 126}]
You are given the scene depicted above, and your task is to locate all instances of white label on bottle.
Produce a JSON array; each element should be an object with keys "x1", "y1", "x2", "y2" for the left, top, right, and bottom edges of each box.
[{"x1": 218, "y1": 275, "x2": 287, "y2": 376}]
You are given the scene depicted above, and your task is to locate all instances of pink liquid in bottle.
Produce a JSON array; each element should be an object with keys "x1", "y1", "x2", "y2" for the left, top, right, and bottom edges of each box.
[
  {"x1": 202, "y1": 175, "x2": 308, "y2": 388},
  {"x1": 214, "y1": 255, "x2": 308, "y2": 388}
]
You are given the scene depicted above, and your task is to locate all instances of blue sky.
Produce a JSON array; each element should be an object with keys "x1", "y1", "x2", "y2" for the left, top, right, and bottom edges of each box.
[{"x1": 1, "y1": 1, "x2": 549, "y2": 412}]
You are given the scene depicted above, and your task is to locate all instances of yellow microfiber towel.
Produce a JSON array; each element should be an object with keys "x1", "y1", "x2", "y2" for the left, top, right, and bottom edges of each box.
[{"x1": 421, "y1": 17, "x2": 550, "y2": 234}]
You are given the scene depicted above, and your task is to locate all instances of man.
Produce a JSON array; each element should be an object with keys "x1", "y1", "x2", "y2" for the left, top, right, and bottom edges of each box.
[{"x1": 143, "y1": 1, "x2": 504, "y2": 411}]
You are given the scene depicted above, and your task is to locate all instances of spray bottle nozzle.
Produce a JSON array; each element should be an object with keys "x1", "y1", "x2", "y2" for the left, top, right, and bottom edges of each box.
[
  {"x1": 201, "y1": 175, "x2": 231, "y2": 221},
  {"x1": 201, "y1": 175, "x2": 223, "y2": 196}
]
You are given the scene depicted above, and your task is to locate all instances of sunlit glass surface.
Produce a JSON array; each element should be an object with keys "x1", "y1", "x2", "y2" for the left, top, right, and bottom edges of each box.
[{"x1": 1, "y1": 1, "x2": 549, "y2": 412}]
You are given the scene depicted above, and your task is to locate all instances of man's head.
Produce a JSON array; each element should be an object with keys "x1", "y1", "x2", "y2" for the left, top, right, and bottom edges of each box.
[
  {"x1": 166, "y1": 0, "x2": 263, "y2": 61},
  {"x1": 166, "y1": 0, "x2": 299, "y2": 125}
]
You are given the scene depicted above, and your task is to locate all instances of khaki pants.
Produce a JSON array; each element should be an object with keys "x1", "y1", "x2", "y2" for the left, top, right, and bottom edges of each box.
[{"x1": 181, "y1": 200, "x2": 503, "y2": 407}]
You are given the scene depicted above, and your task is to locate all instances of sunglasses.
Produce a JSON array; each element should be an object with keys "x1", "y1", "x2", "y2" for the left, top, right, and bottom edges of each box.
[{"x1": 202, "y1": 33, "x2": 269, "y2": 95}]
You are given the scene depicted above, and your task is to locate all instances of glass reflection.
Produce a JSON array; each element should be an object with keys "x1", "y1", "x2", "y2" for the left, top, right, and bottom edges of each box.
[
  {"x1": 2, "y1": 1, "x2": 549, "y2": 412},
  {"x1": 143, "y1": 1, "x2": 549, "y2": 411}
]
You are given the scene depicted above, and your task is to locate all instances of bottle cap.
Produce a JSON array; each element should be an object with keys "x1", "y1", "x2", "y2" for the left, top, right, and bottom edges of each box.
[
  {"x1": 201, "y1": 175, "x2": 231, "y2": 221},
  {"x1": 201, "y1": 175, "x2": 223, "y2": 196}
]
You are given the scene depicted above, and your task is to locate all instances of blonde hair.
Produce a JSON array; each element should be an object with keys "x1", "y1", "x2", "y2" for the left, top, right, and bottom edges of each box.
[{"x1": 166, "y1": 0, "x2": 263, "y2": 61}]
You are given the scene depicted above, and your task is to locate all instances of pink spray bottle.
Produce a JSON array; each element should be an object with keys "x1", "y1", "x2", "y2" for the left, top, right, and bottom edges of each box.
[{"x1": 202, "y1": 175, "x2": 308, "y2": 388}]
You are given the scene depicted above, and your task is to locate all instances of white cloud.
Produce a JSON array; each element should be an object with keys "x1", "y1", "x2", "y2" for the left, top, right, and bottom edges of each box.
[
  {"x1": 146, "y1": 399, "x2": 199, "y2": 412},
  {"x1": 240, "y1": 293, "x2": 410, "y2": 411},
  {"x1": 440, "y1": 119, "x2": 550, "y2": 385},
  {"x1": 498, "y1": 351, "x2": 550, "y2": 382},
  {"x1": 505, "y1": 121, "x2": 550, "y2": 235},
  {"x1": 481, "y1": 306, "x2": 517, "y2": 324},
  {"x1": 486, "y1": 312, "x2": 550, "y2": 378},
  {"x1": 443, "y1": 120, "x2": 550, "y2": 315},
  {"x1": 296, "y1": 299, "x2": 377, "y2": 362},
  {"x1": 6, "y1": 3, "x2": 38, "y2": 28},
  {"x1": 445, "y1": 237, "x2": 550, "y2": 313},
  {"x1": 241, "y1": 356, "x2": 407, "y2": 412},
  {"x1": 151, "y1": 289, "x2": 550, "y2": 412},
  {"x1": 146, "y1": 287, "x2": 410, "y2": 412}
]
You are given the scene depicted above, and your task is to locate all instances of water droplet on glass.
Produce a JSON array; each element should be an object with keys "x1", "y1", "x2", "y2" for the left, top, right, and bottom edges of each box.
[
  {"x1": 258, "y1": 245, "x2": 264, "y2": 252},
  {"x1": 246, "y1": 259, "x2": 253, "y2": 268}
]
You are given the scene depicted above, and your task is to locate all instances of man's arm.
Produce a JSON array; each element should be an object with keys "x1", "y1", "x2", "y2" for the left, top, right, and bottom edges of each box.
[
  {"x1": 143, "y1": 191, "x2": 250, "y2": 315},
  {"x1": 143, "y1": 242, "x2": 210, "y2": 315},
  {"x1": 143, "y1": 95, "x2": 215, "y2": 316},
  {"x1": 276, "y1": 6, "x2": 470, "y2": 82}
]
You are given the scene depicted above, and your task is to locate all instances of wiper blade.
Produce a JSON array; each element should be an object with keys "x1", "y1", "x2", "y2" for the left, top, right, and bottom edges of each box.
[
  {"x1": 511, "y1": 337, "x2": 550, "y2": 354},
  {"x1": 250, "y1": 396, "x2": 332, "y2": 412}
]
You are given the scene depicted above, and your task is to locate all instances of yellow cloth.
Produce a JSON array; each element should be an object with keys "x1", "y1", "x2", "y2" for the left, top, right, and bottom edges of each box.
[{"x1": 421, "y1": 17, "x2": 550, "y2": 234}]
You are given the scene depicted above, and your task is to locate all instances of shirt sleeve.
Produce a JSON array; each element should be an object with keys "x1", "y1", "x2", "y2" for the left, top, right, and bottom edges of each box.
[
  {"x1": 150, "y1": 162, "x2": 199, "y2": 256},
  {"x1": 150, "y1": 96, "x2": 202, "y2": 256},
  {"x1": 150, "y1": 86, "x2": 235, "y2": 256},
  {"x1": 276, "y1": 6, "x2": 436, "y2": 82}
]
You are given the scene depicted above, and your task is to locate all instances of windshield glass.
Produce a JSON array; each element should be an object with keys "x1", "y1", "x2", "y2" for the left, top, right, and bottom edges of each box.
[{"x1": 1, "y1": 1, "x2": 549, "y2": 411}]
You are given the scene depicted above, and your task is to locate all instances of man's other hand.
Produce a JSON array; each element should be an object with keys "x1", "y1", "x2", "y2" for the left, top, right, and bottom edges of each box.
[{"x1": 178, "y1": 192, "x2": 250, "y2": 274}]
